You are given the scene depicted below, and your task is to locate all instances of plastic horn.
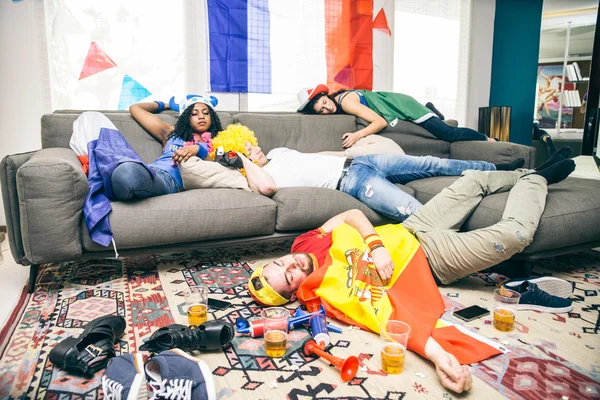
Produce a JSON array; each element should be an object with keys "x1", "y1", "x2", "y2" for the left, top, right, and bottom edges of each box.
[
  {"x1": 302, "y1": 338, "x2": 359, "y2": 382},
  {"x1": 235, "y1": 308, "x2": 329, "y2": 337},
  {"x1": 293, "y1": 306, "x2": 342, "y2": 333}
]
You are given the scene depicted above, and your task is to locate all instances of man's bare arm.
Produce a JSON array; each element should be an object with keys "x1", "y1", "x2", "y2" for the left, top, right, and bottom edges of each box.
[{"x1": 240, "y1": 154, "x2": 276, "y2": 196}]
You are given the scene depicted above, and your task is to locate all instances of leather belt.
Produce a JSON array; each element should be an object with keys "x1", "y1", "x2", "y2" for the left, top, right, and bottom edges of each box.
[{"x1": 336, "y1": 158, "x2": 353, "y2": 190}]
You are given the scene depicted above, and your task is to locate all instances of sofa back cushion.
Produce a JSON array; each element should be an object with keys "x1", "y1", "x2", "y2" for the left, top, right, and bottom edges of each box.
[
  {"x1": 356, "y1": 118, "x2": 451, "y2": 158},
  {"x1": 232, "y1": 113, "x2": 356, "y2": 153},
  {"x1": 41, "y1": 110, "x2": 234, "y2": 164}
]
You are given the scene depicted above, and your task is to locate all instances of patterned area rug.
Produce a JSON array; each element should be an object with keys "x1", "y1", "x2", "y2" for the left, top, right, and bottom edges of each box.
[{"x1": 0, "y1": 243, "x2": 599, "y2": 400}]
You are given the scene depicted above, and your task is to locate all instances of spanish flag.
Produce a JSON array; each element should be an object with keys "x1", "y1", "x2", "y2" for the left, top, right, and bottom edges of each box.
[{"x1": 295, "y1": 223, "x2": 501, "y2": 364}]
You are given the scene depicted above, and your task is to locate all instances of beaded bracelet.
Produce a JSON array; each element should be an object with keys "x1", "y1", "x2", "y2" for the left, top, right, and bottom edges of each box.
[{"x1": 369, "y1": 244, "x2": 385, "y2": 252}]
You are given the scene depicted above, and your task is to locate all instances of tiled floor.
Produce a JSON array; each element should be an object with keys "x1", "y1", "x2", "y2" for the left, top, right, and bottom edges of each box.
[{"x1": 0, "y1": 156, "x2": 598, "y2": 327}]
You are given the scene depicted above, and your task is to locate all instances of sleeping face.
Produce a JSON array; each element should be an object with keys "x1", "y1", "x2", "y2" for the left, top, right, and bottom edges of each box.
[{"x1": 245, "y1": 143, "x2": 269, "y2": 167}]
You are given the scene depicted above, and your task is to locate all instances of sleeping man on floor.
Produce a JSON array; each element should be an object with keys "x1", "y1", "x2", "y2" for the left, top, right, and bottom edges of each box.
[{"x1": 247, "y1": 151, "x2": 575, "y2": 393}]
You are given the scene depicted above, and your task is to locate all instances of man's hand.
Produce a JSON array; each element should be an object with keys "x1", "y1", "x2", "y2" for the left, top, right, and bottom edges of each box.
[
  {"x1": 370, "y1": 246, "x2": 394, "y2": 285},
  {"x1": 172, "y1": 145, "x2": 201, "y2": 164},
  {"x1": 342, "y1": 132, "x2": 363, "y2": 148},
  {"x1": 433, "y1": 352, "x2": 472, "y2": 393}
]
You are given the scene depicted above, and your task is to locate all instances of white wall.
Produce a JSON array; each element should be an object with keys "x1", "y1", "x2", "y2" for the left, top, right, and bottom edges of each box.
[
  {"x1": 466, "y1": 0, "x2": 496, "y2": 129},
  {"x1": 0, "y1": 1, "x2": 48, "y2": 227}
]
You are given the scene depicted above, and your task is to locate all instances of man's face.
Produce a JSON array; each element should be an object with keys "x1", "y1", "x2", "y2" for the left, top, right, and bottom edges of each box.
[
  {"x1": 262, "y1": 253, "x2": 314, "y2": 299},
  {"x1": 245, "y1": 143, "x2": 268, "y2": 167},
  {"x1": 312, "y1": 95, "x2": 338, "y2": 114}
]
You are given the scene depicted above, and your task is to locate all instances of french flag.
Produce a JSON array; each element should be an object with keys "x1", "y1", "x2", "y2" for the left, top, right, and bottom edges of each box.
[{"x1": 207, "y1": 0, "x2": 392, "y2": 94}]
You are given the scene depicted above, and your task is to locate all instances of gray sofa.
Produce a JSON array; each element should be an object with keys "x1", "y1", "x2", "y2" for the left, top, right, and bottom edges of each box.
[{"x1": 2, "y1": 110, "x2": 600, "y2": 293}]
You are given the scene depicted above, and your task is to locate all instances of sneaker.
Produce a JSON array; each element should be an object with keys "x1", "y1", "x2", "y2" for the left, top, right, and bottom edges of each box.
[
  {"x1": 510, "y1": 281, "x2": 573, "y2": 313},
  {"x1": 145, "y1": 348, "x2": 216, "y2": 400},
  {"x1": 502, "y1": 276, "x2": 573, "y2": 299},
  {"x1": 102, "y1": 352, "x2": 147, "y2": 400}
]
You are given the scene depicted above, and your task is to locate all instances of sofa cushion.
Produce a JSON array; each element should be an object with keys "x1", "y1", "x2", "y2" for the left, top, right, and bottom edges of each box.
[
  {"x1": 462, "y1": 177, "x2": 600, "y2": 254},
  {"x1": 17, "y1": 149, "x2": 88, "y2": 263},
  {"x1": 271, "y1": 186, "x2": 413, "y2": 231},
  {"x1": 42, "y1": 111, "x2": 234, "y2": 164},
  {"x1": 406, "y1": 176, "x2": 458, "y2": 204},
  {"x1": 81, "y1": 189, "x2": 277, "y2": 251},
  {"x1": 357, "y1": 118, "x2": 451, "y2": 158},
  {"x1": 179, "y1": 157, "x2": 250, "y2": 191},
  {"x1": 233, "y1": 113, "x2": 356, "y2": 153}
]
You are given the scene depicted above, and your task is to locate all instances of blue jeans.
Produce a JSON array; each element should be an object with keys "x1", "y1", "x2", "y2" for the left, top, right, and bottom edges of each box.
[
  {"x1": 111, "y1": 162, "x2": 181, "y2": 201},
  {"x1": 418, "y1": 117, "x2": 488, "y2": 142},
  {"x1": 339, "y1": 154, "x2": 495, "y2": 221}
]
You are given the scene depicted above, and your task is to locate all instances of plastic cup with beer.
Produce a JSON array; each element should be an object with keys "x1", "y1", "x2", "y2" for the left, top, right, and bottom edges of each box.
[
  {"x1": 380, "y1": 320, "x2": 411, "y2": 374},
  {"x1": 261, "y1": 307, "x2": 290, "y2": 358},
  {"x1": 184, "y1": 285, "x2": 209, "y2": 326},
  {"x1": 493, "y1": 287, "x2": 521, "y2": 332}
]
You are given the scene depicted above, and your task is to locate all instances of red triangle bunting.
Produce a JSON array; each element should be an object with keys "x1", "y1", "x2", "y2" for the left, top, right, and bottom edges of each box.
[
  {"x1": 78, "y1": 41, "x2": 117, "y2": 80},
  {"x1": 373, "y1": 8, "x2": 391, "y2": 36}
]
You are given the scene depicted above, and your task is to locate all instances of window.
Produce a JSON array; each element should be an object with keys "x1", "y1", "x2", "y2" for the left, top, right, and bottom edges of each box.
[
  {"x1": 43, "y1": 0, "x2": 184, "y2": 110},
  {"x1": 393, "y1": 0, "x2": 471, "y2": 122}
]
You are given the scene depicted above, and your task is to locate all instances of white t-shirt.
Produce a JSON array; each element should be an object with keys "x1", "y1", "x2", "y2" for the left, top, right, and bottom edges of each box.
[{"x1": 263, "y1": 148, "x2": 346, "y2": 189}]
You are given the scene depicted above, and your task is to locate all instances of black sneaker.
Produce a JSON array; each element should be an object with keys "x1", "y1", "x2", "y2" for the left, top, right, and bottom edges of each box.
[
  {"x1": 502, "y1": 276, "x2": 573, "y2": 299},
  {"x1": 507, "y1": 281, "x2": 573, "y2": 313}
]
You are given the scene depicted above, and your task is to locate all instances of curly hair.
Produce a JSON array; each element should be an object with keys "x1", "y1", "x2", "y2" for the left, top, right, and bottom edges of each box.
[
  {"x1": 209, "y1": 124, "x2": 258, "y2": 160},
  {"x1": 168, "y1": 102, "x2": 223, "y2": 142},
  {"x1": 301, "y1": 90, "x2": 345, "y2": 115}
]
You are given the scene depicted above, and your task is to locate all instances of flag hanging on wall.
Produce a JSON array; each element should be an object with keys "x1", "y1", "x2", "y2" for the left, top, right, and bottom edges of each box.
[{"x1": 206, "y1": 0, "x2": 377, "y2": 94}]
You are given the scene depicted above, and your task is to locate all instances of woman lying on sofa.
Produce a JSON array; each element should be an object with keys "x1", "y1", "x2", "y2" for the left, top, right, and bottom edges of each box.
[
  {"x1": 297, "y1": 85, "x2": 495, "y2": 158},
  {"x1": 116, "y1": 96, "x2": 224, "y2": 200}
]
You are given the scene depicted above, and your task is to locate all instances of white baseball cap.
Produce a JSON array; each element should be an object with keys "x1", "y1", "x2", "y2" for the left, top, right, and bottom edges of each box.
[{"x1": 297, "y1": 84, "x2": 330, "y2": 112}]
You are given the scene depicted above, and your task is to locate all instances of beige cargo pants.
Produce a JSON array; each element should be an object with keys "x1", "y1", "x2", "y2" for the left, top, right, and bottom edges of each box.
[{"x1": 402, "y1": 169, "x2": 548, "y2": 284}]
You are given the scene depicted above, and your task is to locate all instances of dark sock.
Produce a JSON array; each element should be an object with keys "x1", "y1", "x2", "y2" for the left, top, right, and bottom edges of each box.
[
  {"x1": 536, "y1": 147, "x2": 572, "y2": 171},
  {"x1": 545, "y1": 136, "x2": 557, "y2": 155},
  {"x1": 425, "y1": 102, "x2": 445, "y2": 120},
  {"x1": 495, "y1": 158, "x2": 525, "y2": 171},
  {"x1": 531, "y1": 159, "x2": 575, "y2": 185}
]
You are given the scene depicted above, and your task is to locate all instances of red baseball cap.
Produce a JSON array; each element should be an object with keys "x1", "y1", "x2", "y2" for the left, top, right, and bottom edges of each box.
[{"x1": 297, "y1": 84, "x2": 330, "y2": 112}]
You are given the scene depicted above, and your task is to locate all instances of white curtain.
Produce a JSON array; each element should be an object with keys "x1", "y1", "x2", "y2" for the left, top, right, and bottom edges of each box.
[
  {"x1": 394, "y1": 0, "x2": 472, "y2": 122},
  {"x1": 43, "y1": 0, "x2": 184, "y2": 110}
]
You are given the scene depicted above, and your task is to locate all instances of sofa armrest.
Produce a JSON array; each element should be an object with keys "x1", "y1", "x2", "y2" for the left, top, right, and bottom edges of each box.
[
  {"x1": 1, "y1": 151, "x2": 37, "y2": 265},
  {"x1": 450, "y1": 141, "x2": 536, "y2": 168},
  {"x1": 16, "y1": 148, "x2": 88, "y2": 264}
]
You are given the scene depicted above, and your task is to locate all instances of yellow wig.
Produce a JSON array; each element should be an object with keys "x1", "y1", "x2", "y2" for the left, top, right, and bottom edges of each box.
[{"x1": 209, "y1": 124, "x2": 258, "y2": 160}]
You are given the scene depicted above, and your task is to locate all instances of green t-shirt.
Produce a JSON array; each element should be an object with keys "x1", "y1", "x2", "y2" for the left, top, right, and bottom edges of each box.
[{"x1": 357, "y1": 90, "x2": 436, "y2": 126}]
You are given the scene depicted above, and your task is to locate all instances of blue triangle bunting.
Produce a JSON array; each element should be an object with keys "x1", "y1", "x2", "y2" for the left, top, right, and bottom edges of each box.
[{"x1": 118, "y1": 75, "x2": 151, "y2": 110}]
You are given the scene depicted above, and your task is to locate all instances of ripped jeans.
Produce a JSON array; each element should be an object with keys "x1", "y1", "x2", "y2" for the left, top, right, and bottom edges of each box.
[{"x1": 338, "y1": 153, "x2": 495, "y2": 221}]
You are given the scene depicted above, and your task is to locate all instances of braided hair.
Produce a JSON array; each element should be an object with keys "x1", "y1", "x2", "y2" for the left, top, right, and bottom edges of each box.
[{"x1": 168, "y1": 102, "x2": 223, "y2": 142}]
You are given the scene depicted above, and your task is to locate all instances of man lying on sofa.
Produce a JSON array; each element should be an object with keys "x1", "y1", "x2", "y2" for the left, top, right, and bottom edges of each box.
[
  {"x1": 239, "y1": 142, "x2": 525, "y2": 221},
  {"x1": 247, "y1": 152, "x2": 574, "y2": 393}
]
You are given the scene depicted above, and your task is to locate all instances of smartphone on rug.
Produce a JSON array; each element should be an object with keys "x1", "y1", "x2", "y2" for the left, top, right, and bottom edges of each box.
[
  {"x1": 453, "y1": 305, "x2": 490, "y2": 322},
  {"x1": 208, "y1": 298, "x2": 233, "y2": 311}
]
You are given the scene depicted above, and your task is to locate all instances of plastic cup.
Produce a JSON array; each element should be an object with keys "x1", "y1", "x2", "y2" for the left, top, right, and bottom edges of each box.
[
  {"x1": 261, "y1": 307, "x2": 290, "y2": 358},
  {"x1": 184, "y1": 285, "x2": 208, "y2": 326},
  {"x1": 380, "y1": 320, "x2": 411, "y2": 374},
  {"x1": 493, "y1": 288, "x2": 521, "y2": 332}
]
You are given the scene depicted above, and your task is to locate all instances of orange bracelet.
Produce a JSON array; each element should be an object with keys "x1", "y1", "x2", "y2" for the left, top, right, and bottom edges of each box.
[{"x1": 364, "y1": 234, "x2": 383, "y2": 252}]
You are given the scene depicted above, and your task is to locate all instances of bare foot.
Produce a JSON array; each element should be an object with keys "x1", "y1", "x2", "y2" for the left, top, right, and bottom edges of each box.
[{"x1": 487, "y1": 137, "x2": 496, "y2": 142}]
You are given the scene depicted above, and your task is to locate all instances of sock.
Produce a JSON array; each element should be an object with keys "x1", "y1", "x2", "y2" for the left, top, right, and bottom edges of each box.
[
  {"x1": 425, "y1": 102, "x2": 445, "y2": 120},
  {"x1": 495, "y1": 158, "x2": 525, "y2": 171},
  {"x1": 536, "y1": 147, "x2": 572, "y2": 171},
  {"x1": 545, "y1": 136, "x2": 558, "y2": 155},
  {"x1": 531, "y1": 159, "x2": 575, "y2": 185}
]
